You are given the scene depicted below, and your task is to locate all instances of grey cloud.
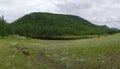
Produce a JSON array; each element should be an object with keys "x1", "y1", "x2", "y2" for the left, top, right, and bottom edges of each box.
[
  {"x1": 55, "y1": 0, "x2": 92, "y2": 13},
  {"x1": 57, "y1": 2, "x2": 91, "y2": 11},
  {"x1": 0, "y1": 0, "x2": 120, "y2": 29},
  {"x1": 55, "y1": 0, "x2": 120, "y2": 29}
]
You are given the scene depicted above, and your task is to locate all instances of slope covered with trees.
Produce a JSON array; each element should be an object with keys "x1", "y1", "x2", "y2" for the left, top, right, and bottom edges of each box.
[
  {"x1": 0, "y1": 12, "x2": 119, "y2": 39},
  {"x1": 0, "y1": 16, "x2": 13, "y2": 38},
  {"x1": 11, "y1": 12, "x2": 117, "y2": 38}
]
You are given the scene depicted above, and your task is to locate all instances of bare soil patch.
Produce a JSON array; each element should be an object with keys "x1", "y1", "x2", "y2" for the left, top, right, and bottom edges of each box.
[{"x1": 0, "y1": 43, "x2": 6, "y2": 47}]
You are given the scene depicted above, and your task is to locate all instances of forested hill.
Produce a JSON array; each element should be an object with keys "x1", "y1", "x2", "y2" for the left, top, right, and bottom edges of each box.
[{"x1": 11, "y1": 12, "x2": 118, "y2": 37}]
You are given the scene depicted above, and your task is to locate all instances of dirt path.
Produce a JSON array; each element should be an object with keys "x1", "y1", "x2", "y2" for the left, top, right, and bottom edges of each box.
[{"x1": 0, "y1": 43, "x2": 6, "y2": 47}]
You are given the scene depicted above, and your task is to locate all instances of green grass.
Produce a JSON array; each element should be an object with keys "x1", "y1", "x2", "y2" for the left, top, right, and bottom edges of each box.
[{"x1": 0, "y1": 34, "x2": 120, "y2": 69}]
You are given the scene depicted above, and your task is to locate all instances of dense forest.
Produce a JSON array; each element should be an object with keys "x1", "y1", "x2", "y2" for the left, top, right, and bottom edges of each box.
[
  {"x1": 0, "y1": 16, "x2": 13, "y2": 38},
  {"x1": 0, "y1": 12, "x2": 119, "y2": 38}
]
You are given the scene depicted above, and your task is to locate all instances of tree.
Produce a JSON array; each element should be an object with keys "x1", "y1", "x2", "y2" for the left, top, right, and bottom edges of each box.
[{"x1": 0, "y1": 15, "x2": 6, "y2": 39}]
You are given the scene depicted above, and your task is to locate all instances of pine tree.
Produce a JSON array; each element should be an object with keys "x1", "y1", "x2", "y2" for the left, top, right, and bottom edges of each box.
[{"x1": 0, "y1": 15, "x2": 6, "y2": 39}]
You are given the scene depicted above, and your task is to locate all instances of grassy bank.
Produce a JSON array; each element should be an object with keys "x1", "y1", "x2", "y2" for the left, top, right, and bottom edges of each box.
[{"x1": 0, "y1": 34, "x2": 120, "y2": 69}]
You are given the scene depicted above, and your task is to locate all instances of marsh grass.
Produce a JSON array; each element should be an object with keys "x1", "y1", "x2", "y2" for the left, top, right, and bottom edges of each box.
[{"x1": 0, "y1": 34, "x2": 120, "y2": 69}]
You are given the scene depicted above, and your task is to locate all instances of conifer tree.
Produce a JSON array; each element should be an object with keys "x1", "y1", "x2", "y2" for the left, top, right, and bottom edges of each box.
[{"x1": 0, "y1": 15, "x2": 6, "y2": 39}]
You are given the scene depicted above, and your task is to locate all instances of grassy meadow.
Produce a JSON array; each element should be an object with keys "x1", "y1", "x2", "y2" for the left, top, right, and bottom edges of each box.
[{"x1": 0, "y1": 34, "x2": 120, "y2": 69}]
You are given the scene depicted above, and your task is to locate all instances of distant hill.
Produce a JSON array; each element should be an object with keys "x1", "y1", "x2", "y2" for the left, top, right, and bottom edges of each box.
[
  {"x1": 11, "y1": 12, "x2": 118, "y2": 38},
  {"x1": 111, "y1": 28, "x2": 120, "y2": 31}
]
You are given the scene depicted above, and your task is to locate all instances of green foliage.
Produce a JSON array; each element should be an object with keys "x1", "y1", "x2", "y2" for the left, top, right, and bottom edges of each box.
[
  {"x1": 11, "y1": 12, "x2": 117, "y2": 38},
  {"x1": 0, "y1": 16, "x2": 14, "y2": 38},
  {"x1": 0, "y1": 18, "x2": 10, "y2": 38},
  {"x1": 0, "y1": 12, "x2": 119, "y2": 39}
]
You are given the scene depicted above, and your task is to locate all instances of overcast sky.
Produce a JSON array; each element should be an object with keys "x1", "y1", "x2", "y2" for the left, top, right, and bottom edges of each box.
[{"x1": 0, "y1": 0, "x2": 120, "y2": 29}]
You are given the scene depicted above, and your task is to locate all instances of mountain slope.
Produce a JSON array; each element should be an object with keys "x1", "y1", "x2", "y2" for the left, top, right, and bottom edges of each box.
[{"x1": 11, "y1": 12, "x2": 114, "y2": 38}]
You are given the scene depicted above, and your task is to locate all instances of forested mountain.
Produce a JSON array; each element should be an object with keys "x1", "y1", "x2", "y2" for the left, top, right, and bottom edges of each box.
[
  {"x1": 11, "y1": 12, "x2": 119, "y2": 38},
  {"x1": 0, "y1": 12, "x2": 119, "y2": 39}
]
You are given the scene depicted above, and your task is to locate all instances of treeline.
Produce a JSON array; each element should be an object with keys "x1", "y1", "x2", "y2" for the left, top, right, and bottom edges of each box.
[
  {"x1": 0, "y1": 16, "x2": 13, "y2": 38},
  {"x1": 0, "y1": 12, "x2": 120, "y2": 39}
]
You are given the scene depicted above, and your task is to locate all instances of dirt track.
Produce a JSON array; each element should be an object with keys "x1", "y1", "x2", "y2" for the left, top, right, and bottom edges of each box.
[{"x1": 0, "y1": 43, "x2": 6, "y2": 46}]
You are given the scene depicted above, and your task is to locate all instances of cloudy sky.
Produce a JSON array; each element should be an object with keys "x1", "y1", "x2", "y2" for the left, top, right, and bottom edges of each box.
[{"x1": 0, "y1": 0, "x2": 120, "y2": 29}]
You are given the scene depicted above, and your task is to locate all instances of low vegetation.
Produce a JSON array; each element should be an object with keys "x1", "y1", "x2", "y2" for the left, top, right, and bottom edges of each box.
[{"x1": 0, "y1": 33, "x2": 120, "y2": 69}]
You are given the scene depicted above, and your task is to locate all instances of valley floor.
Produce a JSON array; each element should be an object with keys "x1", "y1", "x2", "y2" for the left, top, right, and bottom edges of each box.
[{"x1": 0, "y1": 34, "x2": 120, "y2": 69}]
